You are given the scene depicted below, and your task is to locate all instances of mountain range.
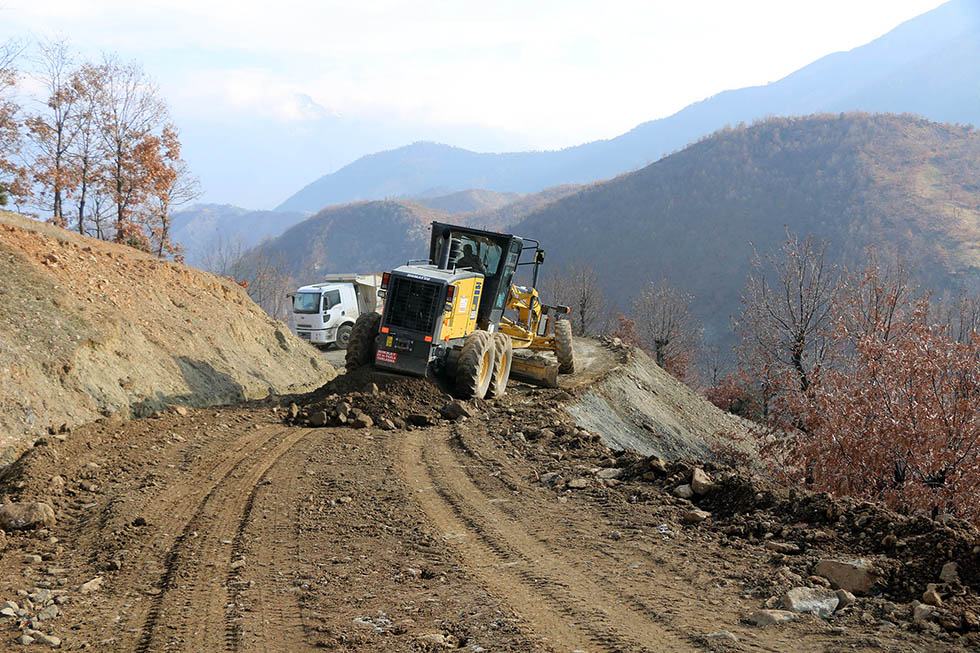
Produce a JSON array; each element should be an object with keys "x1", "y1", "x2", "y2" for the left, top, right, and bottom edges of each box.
[
  {"x1": 256, "y1": 113, "x2": 980, "y2": 351},
  {"x1": 276, "y1": 0, "x2": 980, "y2": 214}
]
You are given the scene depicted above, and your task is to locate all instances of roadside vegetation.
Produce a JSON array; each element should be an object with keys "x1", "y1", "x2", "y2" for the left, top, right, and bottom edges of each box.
[{"x1": 697, "y1": 234, "x2": 980, "y2": 525}]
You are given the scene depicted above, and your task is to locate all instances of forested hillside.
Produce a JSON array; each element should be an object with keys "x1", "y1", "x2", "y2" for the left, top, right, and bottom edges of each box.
[
  {"x1": 411, "y1": 188, "x2": 520, "y2": 215},
  {"x1": 516, "y1": 113, "x2": 980, "y2": 343},
  {"x1": 254, "y1": 200, "x2": 455, "y2": 283}
]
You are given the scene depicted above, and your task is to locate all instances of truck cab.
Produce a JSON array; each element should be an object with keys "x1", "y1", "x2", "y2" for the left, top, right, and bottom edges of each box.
[{"x1": 289, "y1": 274, "x2": 381, "y2": 348}]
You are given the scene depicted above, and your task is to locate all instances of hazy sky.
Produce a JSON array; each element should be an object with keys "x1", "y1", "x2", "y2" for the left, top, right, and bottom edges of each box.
[
  {"x1": 0, "y1": 0, "x2": 955, "y2": 206},
  {"x1": 2, "y1": 0, "x2": 950, "y2": 148}
]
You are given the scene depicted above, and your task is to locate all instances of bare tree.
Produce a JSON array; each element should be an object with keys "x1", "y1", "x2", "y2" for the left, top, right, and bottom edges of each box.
[
  {"x1": 67, "y1": 62, "x2": 109, "y2": 236},
  {"x1": 201, "y1": 235, "x2": 293, "y2": 320},
  {"x1": 839, "y1": 247, "x2": 915, "y2": 344},
  {"x1": 541, "y1": 262, "x2": 607, "y2": 336},
  {"x1": 25, "y1": 38, "x2": 80, "y2": 224},
  {"x1": 735, "y1": 231, "x2": 840, "y2": 396},
  {"x1": 632, "y1": 279, "x2": 702, "y2": 378},
  {"x1": 932, "y1": 289, "x2": 980, "y2": 344}
]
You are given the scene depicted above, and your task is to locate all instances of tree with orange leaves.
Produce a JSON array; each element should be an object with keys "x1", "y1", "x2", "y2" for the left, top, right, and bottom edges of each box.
[{"x1": 137, "y1": 125, "x2": 199, "y2": 260}]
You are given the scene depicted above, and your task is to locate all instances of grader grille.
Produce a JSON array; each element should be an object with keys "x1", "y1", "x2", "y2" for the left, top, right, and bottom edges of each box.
[{"x1": 385, "y1": 277, "x2": 441, "y2": 334}]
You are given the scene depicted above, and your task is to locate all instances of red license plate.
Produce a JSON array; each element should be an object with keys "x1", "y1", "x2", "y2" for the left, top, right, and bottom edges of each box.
[{"x1": 376, "y1": 350, "x2": 397, "y2": 364}]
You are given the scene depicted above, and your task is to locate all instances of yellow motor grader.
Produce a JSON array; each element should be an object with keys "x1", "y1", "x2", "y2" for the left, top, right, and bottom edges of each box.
[{"x1": 345, "y1": 222, "x2": 574, "y2": 399}]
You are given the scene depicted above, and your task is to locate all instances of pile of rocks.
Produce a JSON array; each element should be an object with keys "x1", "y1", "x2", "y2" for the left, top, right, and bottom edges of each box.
[{"x1": 285, "y1": 387, "x2": 489, "y2": 434}]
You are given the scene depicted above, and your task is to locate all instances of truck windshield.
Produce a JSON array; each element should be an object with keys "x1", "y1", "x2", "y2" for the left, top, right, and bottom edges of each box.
[{"x1": 292, "y1": 292, "x2": 320, "y2": 314}]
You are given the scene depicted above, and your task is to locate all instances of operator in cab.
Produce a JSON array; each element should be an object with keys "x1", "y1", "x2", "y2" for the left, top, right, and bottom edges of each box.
[{"x1": 456, "y1": 244, "x2": 486, "y2": 274}]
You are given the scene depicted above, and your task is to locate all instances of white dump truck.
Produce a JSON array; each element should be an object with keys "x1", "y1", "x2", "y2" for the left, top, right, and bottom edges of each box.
[{"x1": 288, "y1": 274, "x2": 382, "y2": 349}]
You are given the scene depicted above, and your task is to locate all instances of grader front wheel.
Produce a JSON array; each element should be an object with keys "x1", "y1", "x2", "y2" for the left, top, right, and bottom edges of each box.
[
  {"x1": 488, "y1": 332, "x2": 513, "y2": 398},
  {"x1": 345, "y1": 312, "x2": 381, "y2": 373},
  {"x1": 555, "y1": 319, "x2": 575, "y2": 374},
  {"x1": 456, "y1": 331, "x2": 495, "y2": 399}
]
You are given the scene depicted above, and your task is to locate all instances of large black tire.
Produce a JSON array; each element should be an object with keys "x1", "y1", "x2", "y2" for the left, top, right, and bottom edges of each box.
[
  {"x1": 555, "y1": 319, "x2": 575, "y2": 374},
  {"x1": 488, "y1": 332, "x2": 513, "y2": 398},
  {"x1": 335, "y1": 323, "x2": 353, "y2": 350},
  {"x1": 455, "y1": 331, "x2": 494, "y2": 399},
  {"x1": 345, "y1": 312, "x2": 381, "y2": 373}
]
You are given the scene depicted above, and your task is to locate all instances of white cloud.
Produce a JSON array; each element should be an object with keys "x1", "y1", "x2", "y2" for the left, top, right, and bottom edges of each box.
[{"x1": 2, "y1": 0, "x2": 951, "y2": 149}]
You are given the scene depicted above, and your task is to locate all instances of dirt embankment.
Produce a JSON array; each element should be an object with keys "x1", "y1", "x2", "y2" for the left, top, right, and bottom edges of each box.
[
  {"x1": 565, "y1": 337, "x2": 755, "y2": 461},
  {"x1": 0, "y1": 210, "x2": 333, "y2": 454}
]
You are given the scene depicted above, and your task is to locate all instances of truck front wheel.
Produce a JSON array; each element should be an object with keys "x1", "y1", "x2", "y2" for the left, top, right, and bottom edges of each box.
[{"x1": 336, "y1": 324, "x2": 353, "y2": 349}]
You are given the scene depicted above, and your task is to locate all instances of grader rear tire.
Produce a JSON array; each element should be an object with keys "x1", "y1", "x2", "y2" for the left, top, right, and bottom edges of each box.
[
  {"x1": 488, "y1": 332, "x2": 513, "y2": 398},
  {"x1": 345, "y1": 312, "x2": 381, "y2": 373},
  {"x1": 555, "y1": 319, "x2": 575, "y2": 374},
  {"x1": 455, "y1": 331, "x2": 494, "y2": 399}
]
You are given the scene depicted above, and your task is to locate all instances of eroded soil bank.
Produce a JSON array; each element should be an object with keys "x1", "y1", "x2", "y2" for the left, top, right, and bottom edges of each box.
[{"x1": 0, "y1": 210, "x2": 332, "y2": 455}]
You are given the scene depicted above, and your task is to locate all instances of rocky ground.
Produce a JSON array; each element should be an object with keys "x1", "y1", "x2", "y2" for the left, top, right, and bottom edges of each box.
[{"x1": 0, "y1": 338, "x2": 976, "y2": 651}]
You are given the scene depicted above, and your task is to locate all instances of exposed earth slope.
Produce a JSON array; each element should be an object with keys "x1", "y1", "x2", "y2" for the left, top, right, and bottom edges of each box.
[
  {"x1": 0, "y1": 210, "x2": 333, "y2": 454},
  {"x1": 0, "y1": 338, "x2": 976, "y2": 651}
]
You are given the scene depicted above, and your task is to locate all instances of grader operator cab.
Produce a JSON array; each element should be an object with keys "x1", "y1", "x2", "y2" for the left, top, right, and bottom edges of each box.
[{"x1": 345, "y1": 222, "x2": 574, "y2": 399}]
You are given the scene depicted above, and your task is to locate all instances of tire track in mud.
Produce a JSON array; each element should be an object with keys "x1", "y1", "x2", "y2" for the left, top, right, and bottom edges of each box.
[
  {"x1": 133, "y1": 426, "x2": 316, "y2": 653},
  {"x1": 448, "y1": 425, "x2": 783, "y2": 653},
  {"x1": 400, "y1": 426, "x2": 692, "y2": 653},
  {"x1": 72, "y1": 422, "x2": 286, "y2": 650},
  {"x1": 226, "y1": 432, "x2": 313, "y2": 653}
]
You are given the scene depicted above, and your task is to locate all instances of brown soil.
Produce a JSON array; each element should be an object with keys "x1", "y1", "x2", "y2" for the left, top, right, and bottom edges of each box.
[
  {"x1": 0, "y1": 338, "x2": 976, "y2": 651},
  {"x1": 0, "y1": 211, "x2": 332, "y2": 456}
]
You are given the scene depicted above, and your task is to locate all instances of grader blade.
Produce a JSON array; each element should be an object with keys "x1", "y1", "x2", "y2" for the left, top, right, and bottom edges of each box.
[{"x1": 509, "y1": 354, "x2": 559, "y2": 388}]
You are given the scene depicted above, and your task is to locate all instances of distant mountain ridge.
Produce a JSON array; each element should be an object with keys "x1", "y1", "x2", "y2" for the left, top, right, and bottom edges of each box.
[
  {"x1": 411, "y1": 189, "x2": 521, "y2": 215},
  {"x1": 249, "y1": 182, "x2": 584, "y2": 285},
  {"x1": 513, "y1": 113, "x2": 980, "y2": 344},
  {"x1": 174, "y1": 186, "x2": 570, "y2": 267},
  {"x1": 253, "y1": 200, "x2": 454, "y2": 283},
  {"x1": 171, "y1": 204, "x2": 307, "y2": 266},
  {"x1": 276, "y1": 0, "x2": 980, "y2": 214},
  {"x1": 261, "y1": 113, "x2": 980, "y2": 354}
]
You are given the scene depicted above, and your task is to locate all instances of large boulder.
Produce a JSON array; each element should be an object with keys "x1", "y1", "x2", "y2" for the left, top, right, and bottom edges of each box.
[
  {"x1": 0, "y1": 502, "x2": 56, "y2": 530},
  {"x1": 690, "y1": 468, "x2": 715, "y2": 495},
  {"x1": 780, "y1": 587, "x2": 839, "y2": 618},
  {"x1": 813, "y1": 559, "x2": 877, "y2": 595}
]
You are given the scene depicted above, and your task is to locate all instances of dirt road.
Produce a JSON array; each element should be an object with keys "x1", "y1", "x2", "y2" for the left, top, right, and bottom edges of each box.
[{"x1": 0, "y1": 341, "x2": 975, "y2": 651}]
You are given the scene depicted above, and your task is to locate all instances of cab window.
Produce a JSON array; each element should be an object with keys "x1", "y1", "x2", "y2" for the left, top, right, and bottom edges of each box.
[{"x1": 323, "y1": 289, "x2": 342, "y2": 310}]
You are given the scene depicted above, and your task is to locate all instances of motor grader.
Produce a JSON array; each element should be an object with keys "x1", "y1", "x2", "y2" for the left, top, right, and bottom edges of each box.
[{"x1": 344, "y1": 222, "x2": 574, "y2": 399}]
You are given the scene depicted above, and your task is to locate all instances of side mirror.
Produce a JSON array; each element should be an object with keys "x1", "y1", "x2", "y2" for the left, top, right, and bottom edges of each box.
[{"x1": 534, "y1": 250, "x2": 546, "y2": 264}]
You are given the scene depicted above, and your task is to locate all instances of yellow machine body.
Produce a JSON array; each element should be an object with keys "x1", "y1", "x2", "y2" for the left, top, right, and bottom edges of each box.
[{"x1": 439, "y1": 277, "x2": 482, "y2": 342}]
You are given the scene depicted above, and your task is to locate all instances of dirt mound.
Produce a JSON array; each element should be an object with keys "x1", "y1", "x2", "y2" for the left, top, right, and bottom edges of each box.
[
  {"x1": 0, "y1": 211, "x2": 333, "y2": 455},
  {"x1": 284, "y1": 367, "x2": 467, "y2": 429},
  {"x1": 564, "y1": 339, "x2": 756, "y2": 461}
]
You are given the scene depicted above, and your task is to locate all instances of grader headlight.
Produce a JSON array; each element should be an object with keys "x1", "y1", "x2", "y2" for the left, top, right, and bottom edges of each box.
[{"x1": 444, "y1": 285, "x2": 456, "y2": 313}]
